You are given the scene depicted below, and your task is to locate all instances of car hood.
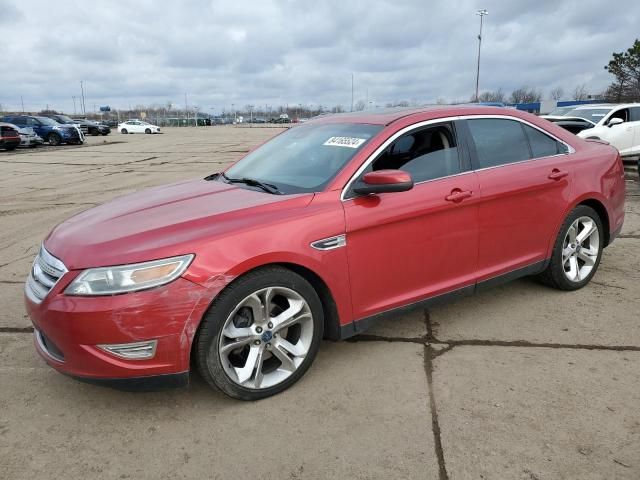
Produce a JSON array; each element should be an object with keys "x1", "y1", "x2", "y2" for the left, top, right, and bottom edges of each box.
[
  {"x1": 549, "y1": 116, "x2": 597, "y2": 126},
  {"x1": 44, "y1": 178, "x2": 313, "y2": 269}
]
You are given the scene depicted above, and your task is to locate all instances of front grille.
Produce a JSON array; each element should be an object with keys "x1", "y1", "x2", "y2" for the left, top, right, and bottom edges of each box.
[{"x1": 25, "y1": 246, "x2": 67, "y2": 304}]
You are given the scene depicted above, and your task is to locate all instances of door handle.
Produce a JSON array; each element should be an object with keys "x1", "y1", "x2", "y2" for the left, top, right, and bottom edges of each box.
[
  {"x1": 445, "y1": 189, "x2": 473, "y2": 202},
  {"x1": 548, "y1": 169, "x2": 568, "y2": 180}
]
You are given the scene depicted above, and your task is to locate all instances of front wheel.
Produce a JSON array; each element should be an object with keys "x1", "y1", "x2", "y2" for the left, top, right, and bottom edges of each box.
[
  {"x1": 47, "y1": 133, "x2": 61, "y2": 146},
  {"x1": 538, "y1": 205, "x2": 604, "y2": 290},
  {"x1": 195, "y1": 267, "x2": 324, "y2": 400},
  {"x1": 145, "y1": 128, "x2": 151, "y2": 134}
]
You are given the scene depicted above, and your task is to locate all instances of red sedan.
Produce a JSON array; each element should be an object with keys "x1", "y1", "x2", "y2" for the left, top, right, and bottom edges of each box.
[{"x1": 25, "y1": 106, "x2": 626, "y2": 399}]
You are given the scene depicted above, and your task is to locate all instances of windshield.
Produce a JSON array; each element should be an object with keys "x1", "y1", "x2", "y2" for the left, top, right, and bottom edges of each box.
[
  {"x1": 36, "y1": 117, "x2": 60, "y2": 126},
  {"x1": 564, "y1": 108, "x2": 612, "y2": 124},
  {"x1": 547, "y1": 106, "x2": 574, "y2": 116},
  {"x1": 223, "y1": 123, "x2": 382, "y2": 194},
  {"x1": 56, "y1": 115, "x2": 75, "y2": 123}
]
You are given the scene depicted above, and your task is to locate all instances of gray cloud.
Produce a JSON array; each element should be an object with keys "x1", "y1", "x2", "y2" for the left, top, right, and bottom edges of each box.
[{"x1": 1, "y1": 0, "x2": 638, "y2": 114}]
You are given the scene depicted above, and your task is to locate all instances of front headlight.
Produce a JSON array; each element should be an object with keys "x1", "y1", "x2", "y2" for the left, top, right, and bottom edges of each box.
[{"x1": 65, "y1": 254, "x2": 194, "y2": 296}]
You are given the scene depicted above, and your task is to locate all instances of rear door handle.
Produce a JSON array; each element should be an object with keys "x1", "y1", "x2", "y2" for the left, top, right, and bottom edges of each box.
[
  {"x1": 445, "y1": 189, "x2": 473, "y2": 202},
  {"x1": 548, "y1": 169, "x2": 568, "y2": 180}
]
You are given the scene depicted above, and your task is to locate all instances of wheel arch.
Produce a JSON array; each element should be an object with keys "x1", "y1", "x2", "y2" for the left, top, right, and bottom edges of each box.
[
  {"x1": 577, "y1": 198, "x2": 610, "y2": 246},
  {"x1": 546, "y1": 194, "x2": 613, "y2": 259},
  {"x1": 188, "y1": 259, "x2": 344, "y2": 367}
]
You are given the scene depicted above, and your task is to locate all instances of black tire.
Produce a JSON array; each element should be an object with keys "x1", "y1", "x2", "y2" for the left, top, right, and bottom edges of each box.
[
  {"x1": 538, "y1": 205, "x2": 604, "y2": 291},
  {"x1": 5, "y1": 144, "x2": 17, "y2": 151},
  {"x1": 145, "y1": 128, "x2": 151, "y2": 134},
  {"x1": 102, "y1": 132, "x2": 109, "y2": 136},
  {"x1": 90, "y1": 128, "x2": 99, "y2": 136},
  {"x1": 121, "y1": 128, "x2": 128, "y2": 134},
  {"x1": 47, "y1": 132, "x2": 61, "y2": 146},
  {"x1": 195, "y1": 266, "x2": 324, "y2": 400}
]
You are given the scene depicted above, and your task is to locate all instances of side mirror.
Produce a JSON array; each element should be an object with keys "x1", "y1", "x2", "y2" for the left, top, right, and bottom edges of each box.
[
  {"x1": 353, "y1": 169, "x2": 414, "y2": 195},
  {"x1": 608, "y1": 117, "x2": 624, "y2": 127}
]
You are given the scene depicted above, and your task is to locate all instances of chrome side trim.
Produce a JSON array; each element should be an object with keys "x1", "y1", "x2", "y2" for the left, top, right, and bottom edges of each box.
[
  {"x1": 310, "y1": 234, "x2": 347, "y2": 251},
  {"x1": 340, "y1": 114, "x2": 576, "y2": 201}
]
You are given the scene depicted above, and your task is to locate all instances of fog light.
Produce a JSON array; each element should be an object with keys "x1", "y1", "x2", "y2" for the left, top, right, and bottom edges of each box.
[{"x1": 97, "y1": 340, "x2": 157, "y2": 360}]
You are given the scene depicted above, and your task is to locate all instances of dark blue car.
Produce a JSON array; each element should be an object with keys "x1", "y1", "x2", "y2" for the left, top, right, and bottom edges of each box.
[{"x1": 0, "y1": 115, "x2": 83, "y2": 146}]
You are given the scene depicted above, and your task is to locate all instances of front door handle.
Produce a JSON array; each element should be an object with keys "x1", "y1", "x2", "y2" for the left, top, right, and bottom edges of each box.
[
  {"x1": 548, "y1": 169, "x2": 568, "y2": 180},
  {"x1": 445, "y1": 189, "x2": 473, "y2": 202}
]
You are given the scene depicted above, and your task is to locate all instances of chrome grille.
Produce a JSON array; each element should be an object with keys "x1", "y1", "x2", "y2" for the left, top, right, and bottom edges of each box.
[{"x1": 25, "y1": 246, "x2": 67, "y2": 304}]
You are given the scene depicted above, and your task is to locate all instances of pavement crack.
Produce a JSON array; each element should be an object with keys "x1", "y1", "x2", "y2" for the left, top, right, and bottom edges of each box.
[
  {"x1": 345, "y1": 334, "x2": 426, "y2": 344},
  {"x1": 618, "y1": 234, "x2": 640, "y2": 239},
  {"x1": 423, "y1": 344, "x2": 449, "y2": 480},
  {"x1": 0, "y1": 327, "x2": 33, "y2": 333},
  {"x1": 434, "y1": 338, "x2": 640, "y2": 352},
  {"x1": 590, "y1": 280, "x2": 626, "y2": 290}
]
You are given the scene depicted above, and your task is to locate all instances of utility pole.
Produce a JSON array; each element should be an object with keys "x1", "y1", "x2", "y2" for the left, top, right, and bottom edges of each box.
[
  {"x1": 184, "y1": 93, "x2": 188, "y2": 126},
  {"x1": 80, "y1": 81, "x2": 86, "y2": 115},
  {"x1": 351, "y1": 73, "x2": 354, "y2": 112},
  {"x1": 474, "y1": 9, "x2": 488, "y2": 102},
  {"x1": 21, "y1": 96, "x2": 25, "y2": 113},
  {"x1": 72, "y1": 96, "x2": 77, "y2": 115}
]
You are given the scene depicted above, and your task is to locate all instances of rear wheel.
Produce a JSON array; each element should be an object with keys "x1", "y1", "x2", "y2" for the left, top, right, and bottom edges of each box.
[
  {"x1": 121, "y1": 128, "x2": 128, "y2": 134},
  {"x1": 195, "y1": 267, "x2": 324, "y2": 400},
  {"x1": 90, "y1": 128, "x2": 99, "y2": 136},
  {"x1": 538, "y1": 205, "x2": 603, "y2": 290},
  {"x1": 5, "y1": 144, "x2": 17, "y2": 151},
  {"x1": 47, "y1": 133, "x2": 61, "y2": 146}
]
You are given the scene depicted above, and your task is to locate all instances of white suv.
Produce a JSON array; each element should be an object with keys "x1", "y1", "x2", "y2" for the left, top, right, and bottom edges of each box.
[{"x1": 564, "y1": 104, "x2": 640, "y2": 157}]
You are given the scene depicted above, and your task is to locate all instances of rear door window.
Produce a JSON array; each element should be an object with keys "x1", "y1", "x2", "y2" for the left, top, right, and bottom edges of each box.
[
  {"x1": 467, "y1": 119, "x2": 531, "y2": 168},
  {"x1": 629, "y1": 107, "x2": 640, "y2": 122}
]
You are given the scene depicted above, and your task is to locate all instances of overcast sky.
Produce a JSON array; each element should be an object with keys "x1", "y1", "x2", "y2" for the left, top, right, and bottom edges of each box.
[{"x1": 1, "y1": 0, "x2": 638, "y2": 114}]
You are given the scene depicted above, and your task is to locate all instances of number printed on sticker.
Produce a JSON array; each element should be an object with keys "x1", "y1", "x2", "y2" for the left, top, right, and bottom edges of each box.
[{"x1": 323, "y1": 136, "x2": 366, "y2": 148}]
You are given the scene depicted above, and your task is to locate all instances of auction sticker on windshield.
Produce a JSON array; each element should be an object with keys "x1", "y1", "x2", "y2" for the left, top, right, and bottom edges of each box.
[{"x1": 323, "y1": 136, "x2": 367, "y2": 148}]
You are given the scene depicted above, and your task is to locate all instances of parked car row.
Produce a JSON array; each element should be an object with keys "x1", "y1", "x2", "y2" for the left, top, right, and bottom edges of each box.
[
  {"x1": 0, "y1": 115, "x2": 83, "y2": 148},
  {"x1": 542, "y1": 103, "x2": 640, "y2": 157}
]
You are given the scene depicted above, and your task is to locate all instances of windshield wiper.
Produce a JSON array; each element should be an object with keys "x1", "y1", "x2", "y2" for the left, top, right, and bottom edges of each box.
[{"x1": 220, "y1": 172, "x2": 280, "y2": 194}]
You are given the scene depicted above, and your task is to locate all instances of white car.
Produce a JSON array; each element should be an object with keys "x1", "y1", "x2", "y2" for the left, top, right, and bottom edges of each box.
[
  {"x1": 118, "y1": 120, "x2": 161, "y2": 134},
  {"x1": 554, "y1": 104, "x2": 640, "y2": 157}
]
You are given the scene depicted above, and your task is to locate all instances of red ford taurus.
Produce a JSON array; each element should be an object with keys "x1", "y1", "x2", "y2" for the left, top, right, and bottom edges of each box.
[{"x1": 25, "y1": 106, "x2": 625, "y2": 399}]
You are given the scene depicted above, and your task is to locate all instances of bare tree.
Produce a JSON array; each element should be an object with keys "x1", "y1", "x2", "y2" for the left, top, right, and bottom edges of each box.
[
  {"x1": 549, "y1": 86, "x2": 564, "y2": 101},
  {"x1": 354, "y1": 100, "x2": 366, "y2": 111},
  {"x1": 510, "y1": 86, "x2": 542, "y2": 104},
  {"x1": 476, "y1": 89, "x2": 506, "y2": 103},
  {"x1": 572, "y1": 84, "x2": 589, "y2": 101}
]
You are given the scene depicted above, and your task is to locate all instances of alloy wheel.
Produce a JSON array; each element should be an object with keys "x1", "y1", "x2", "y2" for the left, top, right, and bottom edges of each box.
[
  {"x1": 218, "y1": 286, "x2": 314, "y2": 390},
  {"x1": 562, "y1": 216, "x2": 600, "y2": 283}
]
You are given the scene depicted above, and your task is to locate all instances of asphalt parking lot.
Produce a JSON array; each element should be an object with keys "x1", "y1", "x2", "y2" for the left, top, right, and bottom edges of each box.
[{"x1": 1, "y1": 127, "x2": 639, "y2": 479}]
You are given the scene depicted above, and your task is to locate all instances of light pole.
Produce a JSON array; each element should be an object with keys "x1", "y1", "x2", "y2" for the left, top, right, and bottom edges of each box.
[
  {"x1": 474, "y1": 9, "x2": 488, "y2": 102},
  {"x1": 351, "y1": 73, "x2": 354, "y2": 112}
]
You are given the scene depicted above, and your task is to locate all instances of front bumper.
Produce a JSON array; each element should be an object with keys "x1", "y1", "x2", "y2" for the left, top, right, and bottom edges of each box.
[{"x1": 25, "y1": 275, "x2": 212, "y2": 385}]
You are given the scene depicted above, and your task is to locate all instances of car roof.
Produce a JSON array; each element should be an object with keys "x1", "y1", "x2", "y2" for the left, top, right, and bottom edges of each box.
[
  {"x1": 572, "y1": 103, "x2": 640, "y2": 110},
  {"x1": 308, "y1": 105, "x2": 522, "y2": 126}
]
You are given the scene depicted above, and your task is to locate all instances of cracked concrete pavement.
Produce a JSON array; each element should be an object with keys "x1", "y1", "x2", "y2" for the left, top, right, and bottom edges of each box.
[{"x1": 1, "y1": 127, "x2": 639, "y2": 479}]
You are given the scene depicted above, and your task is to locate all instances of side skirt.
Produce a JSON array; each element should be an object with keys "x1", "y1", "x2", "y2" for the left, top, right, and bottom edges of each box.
[{"x1": 339, "y1": 260, "x2": 549, "y2": 340}]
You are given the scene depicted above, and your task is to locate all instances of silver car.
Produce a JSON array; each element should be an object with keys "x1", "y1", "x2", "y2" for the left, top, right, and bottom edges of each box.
[{"x1": 7, "y1": 123, "x2": 44, "y2": 147}]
